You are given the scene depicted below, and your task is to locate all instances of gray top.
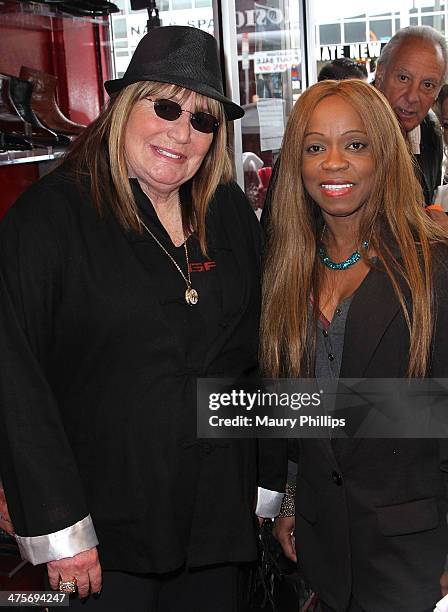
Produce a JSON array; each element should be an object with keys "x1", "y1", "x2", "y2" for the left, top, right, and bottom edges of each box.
[{"x1": 315, "y1": 295, "x2": 354, "y2": 379}]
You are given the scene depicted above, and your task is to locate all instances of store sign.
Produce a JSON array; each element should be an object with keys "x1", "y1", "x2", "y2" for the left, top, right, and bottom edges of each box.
[
  {"x1": 317, "y1": 42, "x2": 383, "y2": 62},
  {"x1": 126, "y1": 8, "x2": 213, "y2": 44},
  {"x1": 161, "y1": 8, "x2": 214, "y2": 33},
  {"x1": 236, "y1": 7, "x2": 283, "y2": 29},
  {"x1": 254, "y1": 49, "x2": 301, "y2": 74}
]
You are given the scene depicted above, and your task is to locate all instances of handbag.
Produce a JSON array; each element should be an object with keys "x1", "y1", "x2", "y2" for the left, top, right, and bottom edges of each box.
[{"x1": 247, "y1": 520, "x2": 318, "y2": 612}]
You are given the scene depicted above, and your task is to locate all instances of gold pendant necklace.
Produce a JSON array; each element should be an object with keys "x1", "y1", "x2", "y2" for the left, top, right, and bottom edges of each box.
[{"x1": 138, "y1": 217, "x2": 199, "y2": 306}]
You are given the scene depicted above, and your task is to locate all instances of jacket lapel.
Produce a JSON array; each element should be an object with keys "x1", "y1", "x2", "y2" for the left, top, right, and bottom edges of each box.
[
  {"x1": 340, "y1": 265, "x2": 404, "y2": 378},
  {"x1": 334, "y1": 264, "x2": 407, "y2": 463}
]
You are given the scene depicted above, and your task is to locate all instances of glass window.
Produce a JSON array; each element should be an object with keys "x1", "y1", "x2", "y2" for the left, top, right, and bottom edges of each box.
[
  {"x1": 195, "y1": 0, "x2": 211, "y2": 6},
  {"x1": 369, "y1": 19, "x2": 392, "y2": 40},
  {"x1": 310, "y1": 0, "x2": 448, "y2": 93},
  {"x1": 158, "y1": 0, "x2": 169, "y2": 9},
  {"x1": 319, "y1": 23, "x2": 341, "y2": 44},
  {"x1": 344, "y1": 21, "x2": 366, "y2": 43},
  {"x1": 415, "y1": 0, "x2": 435, "y2": 6},
  {"x1": 172, "y1": 0, "x2": 191, "y2": 8},
  {"x1": 113, "y1": 18, "x2": 127, "y2": 39},
  {"x1": 113, "y1": 0, "x2": 127, "y2": 10},
  {"x1": 422, "y1": 15, "x2": 445, "y2": 29},
  {"x1": 236, "y1": 0, "x2": 303, "y2": 211}
]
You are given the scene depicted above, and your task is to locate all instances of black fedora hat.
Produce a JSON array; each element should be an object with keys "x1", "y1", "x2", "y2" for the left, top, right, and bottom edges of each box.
[{"x1": 104, "y1": 25, "x2": 244, "y2": 121}]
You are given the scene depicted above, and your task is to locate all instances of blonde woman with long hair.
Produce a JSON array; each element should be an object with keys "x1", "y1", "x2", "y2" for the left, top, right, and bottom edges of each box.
[
  {"x1": 259, "y1": 80, "x2": 448, "y2": 612},
  {"x1": 0, "y1": 26, "x2": 262, "y2": 610}
]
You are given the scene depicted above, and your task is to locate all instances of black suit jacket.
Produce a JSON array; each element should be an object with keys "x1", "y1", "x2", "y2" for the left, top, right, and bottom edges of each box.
[
  {"x1": 0, "y1": 169, "x2": 262, "y2": 572},
  {"x1": 415, "y1": 111, "x2": 443, "y2": 205},
  {"x1": 293, "y1": 261, "x2": 448, "y2": 612}
]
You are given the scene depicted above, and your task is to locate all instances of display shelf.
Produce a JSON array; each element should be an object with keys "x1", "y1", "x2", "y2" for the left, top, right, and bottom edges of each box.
[
  {"x1": 0, "y1": 0, "x2": 112, "y2": 211},
  {"x1": 0, "y1": 147, "x2": 65, "y2": 166},
  {"x1": 0, "y1": 0, "x2": 113, "y2": 29}
]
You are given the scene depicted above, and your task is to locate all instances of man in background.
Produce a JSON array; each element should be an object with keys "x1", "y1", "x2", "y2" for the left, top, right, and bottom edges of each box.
[
  {"x1": 262, "y1": 26, "x2": 448, "y2": 228},
  {"x1": 375, "y1": 26, "x2": 447, "y2": 206}
]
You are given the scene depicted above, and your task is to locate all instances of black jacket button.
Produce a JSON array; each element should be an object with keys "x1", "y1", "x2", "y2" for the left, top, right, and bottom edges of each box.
[{"x1": 332, "y1": 471, "x2": 343, "y2": 486}]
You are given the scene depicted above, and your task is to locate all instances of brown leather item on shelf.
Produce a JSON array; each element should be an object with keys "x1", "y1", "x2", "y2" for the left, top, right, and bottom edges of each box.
[
  {"x1": 6, "y1": 74, "x2": 62, "y2": 148},
  {"x1": 20, "y1": 66, "x2": 86, "y2": 136},
  {"x1": 8, "y1": 75, "x2": 62, "y2": 147}
]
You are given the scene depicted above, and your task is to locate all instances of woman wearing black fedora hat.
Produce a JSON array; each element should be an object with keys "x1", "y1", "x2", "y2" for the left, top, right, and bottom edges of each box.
[{"x1": 0, "y1": 26, "x2": 263, "y2": 611}]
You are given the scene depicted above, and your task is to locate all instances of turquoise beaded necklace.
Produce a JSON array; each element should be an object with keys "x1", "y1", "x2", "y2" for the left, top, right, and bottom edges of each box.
[{"x1": 318, "y1": 240, "x2": 369, "y2": 270}]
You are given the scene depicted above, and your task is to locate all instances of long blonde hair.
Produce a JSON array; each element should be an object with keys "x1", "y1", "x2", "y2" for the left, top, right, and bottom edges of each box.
[
  {"x1": 261, "y1": 79, "x2": 447, "y2": 378},
  {"x1": 64, "y1": 81, "x2": 233, "y2": 253}
]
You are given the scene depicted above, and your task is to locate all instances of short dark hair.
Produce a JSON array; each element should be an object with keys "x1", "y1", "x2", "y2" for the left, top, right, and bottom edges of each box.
[{"x1": 317, "y1": 58, "x2": 368, "y2": 82}]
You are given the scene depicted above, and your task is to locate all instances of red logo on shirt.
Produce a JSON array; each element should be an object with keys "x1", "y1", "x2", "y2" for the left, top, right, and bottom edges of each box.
[{"x1": 189, "y1": 261, "x2": 217, "y2": 273}]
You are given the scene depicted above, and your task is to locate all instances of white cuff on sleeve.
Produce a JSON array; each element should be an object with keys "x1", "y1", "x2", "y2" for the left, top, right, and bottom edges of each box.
[
  {"x1": 255, "y1": 486, "x2": 284, "y2": 518},
  {"x1": 15, "y1": 514, "x2": 98, "y2": 565}
]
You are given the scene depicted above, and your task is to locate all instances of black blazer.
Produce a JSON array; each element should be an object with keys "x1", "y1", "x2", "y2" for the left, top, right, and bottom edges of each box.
[
  {"x1": 294, "y1": 261, "x2": 448, "y2": 612},
  {"x1": 415, "y1": 112, "x2": 443, "y2": 205},
  {"x1": 0, "y1": 169, "x2": 262, "y2": 573}
]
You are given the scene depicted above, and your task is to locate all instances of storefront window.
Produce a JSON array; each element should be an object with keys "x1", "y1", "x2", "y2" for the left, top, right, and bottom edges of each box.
[
  {"x1": 344, "y1": 21, "x2": 367, "y2": 43},
  {"x1": 421, "y1": 4, "x2": 437, "y2": 11},
  {"x1": 235, "y1": 0, "x2": 303, "y2": 212},
  {"x1": 423, "y1": 15, "x2": 445, "y2": 28},
  {"x1": 113, "y1": 18, "x2": 127, "y2": 39},
  {"x1": 369, "y1": 19, "x2": 392, "y2": 40},
  {"x1": 108, "y1": 0, "x2": 448, "y2": 204},
  {"x1": 172, "y1": 0, "x2": 192, "y2": 9},
  {"x1": 312, "y1": 0, "x2": 448, "y2": 86},
  {"x1": 319, "y1": 23, "x2": 341, "y2": 44}
]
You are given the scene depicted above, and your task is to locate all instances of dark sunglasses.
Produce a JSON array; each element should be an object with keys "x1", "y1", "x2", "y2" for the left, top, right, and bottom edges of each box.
[{"x1": 146, "y1": 98, "x2": 219, "y2": 134}]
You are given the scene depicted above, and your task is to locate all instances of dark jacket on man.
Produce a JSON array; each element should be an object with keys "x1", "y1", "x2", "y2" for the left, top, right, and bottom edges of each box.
[{"x1": 415, "y1": 111, "x2": 443, "y2": 204}]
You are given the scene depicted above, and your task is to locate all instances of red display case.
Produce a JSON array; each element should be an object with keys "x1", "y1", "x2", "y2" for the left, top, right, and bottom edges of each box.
[{"x1": 0, "y1": 0, "x2": 113, "y2": 216}]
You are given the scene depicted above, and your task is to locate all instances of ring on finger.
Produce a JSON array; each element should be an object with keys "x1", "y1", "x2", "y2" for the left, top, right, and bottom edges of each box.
[{"x1": 59, "y1": 577, "x2": 78, "y2": 594}]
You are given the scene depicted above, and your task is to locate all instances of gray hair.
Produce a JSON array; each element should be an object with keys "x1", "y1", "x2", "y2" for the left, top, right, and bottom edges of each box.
[{"x1": 377, "y1": 25, "x2": 448, "y2": 82}]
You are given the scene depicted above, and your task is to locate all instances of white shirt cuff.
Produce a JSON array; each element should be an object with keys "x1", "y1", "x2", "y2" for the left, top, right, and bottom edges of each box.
[
  {"x1": 255, "y1": 486, "x2": 284, "y2": 518},
  {"x1": 15, "y1": 514, "x2": 98, "y2": 565}
]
